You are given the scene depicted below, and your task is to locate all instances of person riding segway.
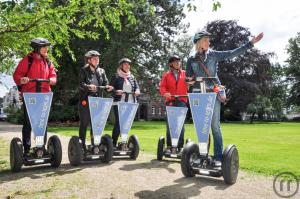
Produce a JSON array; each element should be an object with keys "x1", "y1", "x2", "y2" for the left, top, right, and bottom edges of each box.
[
  {"x1": 157, "y1": 55, "x2": 190, "y2": 160},
  {"x1": 181, "y1": 30, "x2": 264, "y2": 184},
  {"x1": 68, "y1": 50, "x2": 114, "y2": 166},
  {"x1": 110, "y1": 58, "x2": 140, "y2": 159},
  {"x1": 11, "y1": 38, "x2": 62, "y2": 172}
]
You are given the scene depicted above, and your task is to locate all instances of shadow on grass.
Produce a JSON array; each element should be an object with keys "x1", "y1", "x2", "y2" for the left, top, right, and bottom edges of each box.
[
  {"x1": 119, "y1": 159, "x2": 181, "y2": 173},
  {"x1": 135, "y1": 176, "x2": 229, "y2": 199},
  {"x1": 222, "y1": 121, "x2": 282, "y2": 125},
  {"x1": 0, "y1": 160, "x2": 115, "y2": 183}
]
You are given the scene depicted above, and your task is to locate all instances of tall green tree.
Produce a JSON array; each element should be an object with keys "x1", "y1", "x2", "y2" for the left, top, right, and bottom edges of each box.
[
  {"x1": 285, "y1": 32, "x2": 300, "y2": 106},
  {"x1": 54, "y1": 0, "x2": 188, "y2": 103},
  {"x1": 205, "y1": 20, "x2": 274, "y2": 120},
  {"x1": 0, "y1": 0, "x2": 136, "y2": 73}
]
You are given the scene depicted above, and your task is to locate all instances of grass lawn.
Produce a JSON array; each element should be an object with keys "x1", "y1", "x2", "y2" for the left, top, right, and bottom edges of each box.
[
  {"x1": 0, "y1": 137, "x2": 10, "y2": 172},
  {"x1": 49, "y1": 121, "x2": 300, "y2": 178}
]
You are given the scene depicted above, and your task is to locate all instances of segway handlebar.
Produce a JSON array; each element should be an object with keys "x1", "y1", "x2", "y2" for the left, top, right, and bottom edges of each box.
[
  {"x1": 116, "y1": 91, "x2": 140, "y2": 103},
  {"x1": 186, "y1": 77, "x2": 218, "y2": 82},
  {"x1": 29, "y1": 78, "x2": 50, "y2": 83},
  {"x1": 169, "y1": 95, "x2": 188, "y2": 98}
]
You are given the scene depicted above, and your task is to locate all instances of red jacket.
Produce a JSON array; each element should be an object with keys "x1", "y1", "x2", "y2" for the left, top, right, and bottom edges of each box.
[
  {"x1": 13, "y1": 52, "x2": 57, "y2": 93},
  {"x1": 159, "y1": 69, "x2": 188, "y2": 103}
]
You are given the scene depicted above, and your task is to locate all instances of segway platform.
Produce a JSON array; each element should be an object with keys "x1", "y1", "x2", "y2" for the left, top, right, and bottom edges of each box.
[
  {"x1": 10, "y1": 79, "x2": 62, "y2": 172},
  {"x1": 157, "y1": 105, "x2": 188, "y2": 160},
  {"x1": 181, "y1": 78, "x2": 239, "y2": 185},
  {"x1": 68, "y1": 96, "x2": 114, "y2": 166},
  {"x1": 113, "y1": 94, "x2": 140, "y2": 160}
]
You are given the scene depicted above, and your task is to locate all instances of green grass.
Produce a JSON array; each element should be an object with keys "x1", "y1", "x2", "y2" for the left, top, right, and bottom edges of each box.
[
  {"x1": 49, "y1": 121, "x2": 300, "y2": 178},
  {"x1": 0, "y1": 137, "x2": 10, "y2": 172}
]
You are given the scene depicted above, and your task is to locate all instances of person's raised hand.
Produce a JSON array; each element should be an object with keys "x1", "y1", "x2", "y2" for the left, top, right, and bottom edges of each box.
[{"x1": 251, "y1": 32, "x2": 264, "y2": 44}]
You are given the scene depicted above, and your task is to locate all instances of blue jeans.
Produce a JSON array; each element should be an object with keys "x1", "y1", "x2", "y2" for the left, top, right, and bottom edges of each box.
[{"x1": 211, "y1": 100, "x2": 223, "y2": 161}]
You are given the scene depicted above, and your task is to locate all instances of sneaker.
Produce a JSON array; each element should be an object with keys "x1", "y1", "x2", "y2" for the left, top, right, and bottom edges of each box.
[
  {"x1": 23, "y1": 151, "x2": 31, "y2": 159},
  {"x1": 214, "y1": 160, "x2": 222, "y2": 167}
]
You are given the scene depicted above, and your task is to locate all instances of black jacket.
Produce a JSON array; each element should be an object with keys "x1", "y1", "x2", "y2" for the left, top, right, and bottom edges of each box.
[
  {"x1": 110, "y1": 73, "x2": 140, "y2": 102},
  {"x1": 79, "y1": 64, "x2": 109, "y2": 101}
]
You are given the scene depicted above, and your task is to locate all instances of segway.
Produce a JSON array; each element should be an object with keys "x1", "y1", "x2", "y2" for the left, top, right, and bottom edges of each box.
[
  {"x1": 113, "y1": 92, "x2": 140, "y2": 160},
  {"x1": 68, "y1": 86, "x2": 113, "y2": 166},
  {"x1": 10, "y1": 79, "x2": 62, "y2": 172},
  {"x1": 157, "y1": 95, "x2": 190, "y2": 160},
  {"x1": 181, "y1": 77, "x2": 239, "y2": 185}
]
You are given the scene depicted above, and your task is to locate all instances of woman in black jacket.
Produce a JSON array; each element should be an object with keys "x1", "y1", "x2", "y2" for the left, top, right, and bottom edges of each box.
[
  {"x1": 79, "y1": 50, "x2": 113, "y2": 149},
  {"x1": 110, "y1": 58, "x2": 140, "y2": 147}
]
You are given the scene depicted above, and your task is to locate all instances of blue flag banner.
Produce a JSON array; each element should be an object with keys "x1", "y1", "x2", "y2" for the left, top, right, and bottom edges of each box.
[
  {"x1": 166, "y1": 106, "x2": 188, "y2": 147},
  {"x1": 118, "y1": 102, "x2": 139, "y2": 142},
  {"x1": 23, "y1": 92, "x2": 53, "y2": 147},
  {"x1": 188, "y1": 93, "x2": 216, "y2": 155},
  {"x1": 88, "y1": 97, "x2": 113, "y2": 145}
]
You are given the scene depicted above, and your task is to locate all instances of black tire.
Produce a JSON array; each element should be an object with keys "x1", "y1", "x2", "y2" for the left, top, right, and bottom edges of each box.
[
  {"x1": 157, "y1": 136, "x2": 165, "y2": 160},
  {"x1": 47, "y1": 135, "x2": 62, "y2": 168},
  {"x1": 181, "y1": 142, "x2": 198, "y2": 177},
  {"x1": 128, "y1": 135, "x2": 139, "y2": 160},
  {"x1": 68, "y1": 136, "x2": 83, "y2": 166},
  {"x1": 100, "y1": 134, "x2": 113, "y2": 163},
  {"x1": 10, "y1": 137, "x2": 23, "y2": 172},
  {"x1": 222, "y1": 145, "x2": 239, "y2": 185}
]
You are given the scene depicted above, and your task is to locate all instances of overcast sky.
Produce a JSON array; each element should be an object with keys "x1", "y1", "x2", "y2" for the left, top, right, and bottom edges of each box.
[{"x1": 182, "y1": 0, "x2": 300, "y2": 64}]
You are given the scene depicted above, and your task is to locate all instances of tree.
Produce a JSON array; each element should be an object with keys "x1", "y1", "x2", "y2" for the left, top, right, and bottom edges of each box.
[
  {"x1": 53, "y1": 0, "x2": 188, "y2": 103},
  {"x1": 246, "y1": 95, "x2": 272, "y2": 123},
  {"x1": 205, "y1": 20, "x2": 274, "y2": 120},
  {"x1": 285, "y1": 32, "x2": 300, "y2": 106},
  {"x1": 0, "y1": 0, "x2": 136, "y2": 73}
]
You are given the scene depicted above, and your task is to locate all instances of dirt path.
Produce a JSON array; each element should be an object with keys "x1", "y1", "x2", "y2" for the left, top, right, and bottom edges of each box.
[{"x1": 0, "y1": 122, "x2": 289, "y2": 198}]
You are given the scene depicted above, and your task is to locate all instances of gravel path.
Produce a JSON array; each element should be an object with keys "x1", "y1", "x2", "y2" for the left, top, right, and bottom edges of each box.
[{"x1": 0, "y1": 122, "x2": 291, "y2": 198}]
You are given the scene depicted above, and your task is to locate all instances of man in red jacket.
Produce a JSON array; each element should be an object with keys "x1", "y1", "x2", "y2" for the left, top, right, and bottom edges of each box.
[
  {"x1": 159, "y1": 55, "x2": 188, "y2": 151},
  {"x1": 13, "y1": 38, "x2": 57, "y2": 155}
]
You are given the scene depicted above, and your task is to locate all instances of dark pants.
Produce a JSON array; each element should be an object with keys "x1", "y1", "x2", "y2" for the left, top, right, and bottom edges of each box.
[
  {"x1": 166, "y1": 101, "x2": 186, "y2": 149},
  {"x1": 112, "y1": 105, "x2": 120, "y2": 146},
  {"x1": 79, "y1": 103, "x2": 93, "y2": 148},
  {"x1": 22, "y1": 104, "x2": 47, "y2": 153}
]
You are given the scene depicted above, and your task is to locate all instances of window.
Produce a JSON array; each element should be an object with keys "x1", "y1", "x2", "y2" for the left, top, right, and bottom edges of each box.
[
  {"x1": 152, "y1": 107, "x2": 156, "y2": 115},
  {"x1": 158, "y1": 107, "x2": 161, "y2": 115}
]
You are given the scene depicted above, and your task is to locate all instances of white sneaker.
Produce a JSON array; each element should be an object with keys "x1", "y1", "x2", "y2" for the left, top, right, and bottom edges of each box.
[{"x1": 214, "y1": 160, "x2": 222, "y2": 167}]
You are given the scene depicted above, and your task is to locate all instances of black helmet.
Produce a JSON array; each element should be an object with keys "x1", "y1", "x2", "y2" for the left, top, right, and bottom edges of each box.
[
  {"x1": 119, "y1": 58, "x2": 131, "y2": 65},
  {"x1": 168, "y1": 55, "x2": 180, "y2": 64},
  {"x1": 193, "y1": 31, "x2": 211, "y2": 44},
  {"x1": 85, "y1": 50, "x2": 100, "y2": 58},
  {"x1": 30, "y1": 38, "x2": 51, "y2": 49}
]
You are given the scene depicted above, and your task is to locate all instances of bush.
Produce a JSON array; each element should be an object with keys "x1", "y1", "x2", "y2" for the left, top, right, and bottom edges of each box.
[
  {"x1": 5, "y1": 105, "x2": 23, "y2": 124},
  {"x1": 49, "y1": 104, "x2": 79, "y2": 122}
]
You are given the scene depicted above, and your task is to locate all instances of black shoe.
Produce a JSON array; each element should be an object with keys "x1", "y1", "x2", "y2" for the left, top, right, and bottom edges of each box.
[{"x1": 23, "y1": 151, "x2": 31, "y2": 159}]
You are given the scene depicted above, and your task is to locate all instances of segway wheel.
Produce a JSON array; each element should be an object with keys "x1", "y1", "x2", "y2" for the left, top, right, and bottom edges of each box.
[
  {"x1": 68, "y1": 136, "x2": 83, "y2": 166},
  {"x1": 48, "y1": 135, "x2": 62, "y2": 168},
  {"x1": 10, "y1": 137, "x2": 23, "y2": 172},
  {"x1": 100, "y1": 134, "x2": 113, "y2": 163},
  {"x1": 157, "y1": 136, "x2": 165, "y2": 160},
  {"x1": 181, "y1": 142, "x2": 198, "y2": 177},
  {"x1": 222, "y1": 145, "x2": 239, "y2": 185},
  {"x1": 128, "y1": 135, "x2": 139, "y2": 160}
]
